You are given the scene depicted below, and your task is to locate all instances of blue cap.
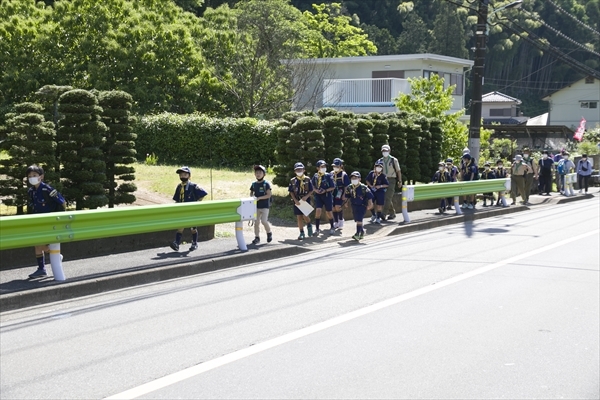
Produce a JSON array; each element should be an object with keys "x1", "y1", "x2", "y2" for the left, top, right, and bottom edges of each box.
[
  {"x1": 176, "y1": 166, "x2": 191, "y2": 174},
  {"x1": 332, "y1": 158, "x2": 343, "y2": 166},
  {"x1": 294, "y1": 162, "x2": 305, "y2": 170},
  {"x1": 350, "y1": 171, "x2": 361, "y2": 178},
  {"x1": 445, "y1": 158, "x2": 453, "y2": 163},
  {"x1": 316, "y1": 160, "x2": 326, "y2": 168},
  {"x1": 374, "y1": 160, "x2": 384, "y2": 167},
  {"x1": 254, "y1": 165, "x2": 266, "y2": 173}
]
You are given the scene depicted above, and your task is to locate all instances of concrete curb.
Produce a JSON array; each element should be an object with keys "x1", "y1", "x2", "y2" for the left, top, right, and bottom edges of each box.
[
  {"x1": 0, "y1": 246, "x2": 310, "y2": 312},
  {"x1": 1, "y1": 193, "x2": 594, "y2": 312}
]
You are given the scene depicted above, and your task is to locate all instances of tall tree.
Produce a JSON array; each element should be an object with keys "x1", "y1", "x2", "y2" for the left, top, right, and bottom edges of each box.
[
  {"x1": 428, "y1": 2, "x2": 468, "y2": 59},
  {"x1": 397, "y1": 12, "x2": 432, "y2": 54},
  {"x1": 301, "y1": 3, "x2": 377, "y2": 58}
]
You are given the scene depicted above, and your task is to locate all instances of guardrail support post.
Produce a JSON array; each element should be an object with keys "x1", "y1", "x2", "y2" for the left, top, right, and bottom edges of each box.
[
  {"x1": 402, "y1": 186, "x2": 410, "y2": 223},
  {"x1": 453, "y1": 196, "x2": 462, "y2": 215},
  {"x1": 235, "y1": 221, "x2": 247, "y2": 252},
  {"x1": 48, "y1": 243, "x2": 66, "y2": 281}
]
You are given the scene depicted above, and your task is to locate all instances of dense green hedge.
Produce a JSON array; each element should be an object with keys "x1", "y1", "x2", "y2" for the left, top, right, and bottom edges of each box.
[{"x1": 135, "y1": 113, "x2": 278, "y2": 168}]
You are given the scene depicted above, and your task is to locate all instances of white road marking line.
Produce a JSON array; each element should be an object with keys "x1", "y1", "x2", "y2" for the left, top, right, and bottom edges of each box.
[{"x1": 105, "y1": 229, "x2": 599, "y2": 400}]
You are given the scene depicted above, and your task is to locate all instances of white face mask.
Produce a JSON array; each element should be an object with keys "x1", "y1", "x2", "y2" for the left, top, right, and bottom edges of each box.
[
  {"x1": 523, "y1": 154, "x2": 529, "y2": 159},
  {"x1": 319, "y1": 168, "x2": 327, "y2": 173},
  {"x1": 28, "y1": 177, "x2": 39, "y2": 185},
  {"x1": 543, "y1": 155, "x2": 548, "y2": 159},
  {"x1": 564, "y1": 156, "x2": 569, "y2": 160},
  {"x1": 485, "y1": 166, "x2": 490, "y2": 170},
  {"x1": 296, "y1": 172, "x2": 304, "y2": 177},
  {"x1": 333, "y1": 167, "x2": 340, "y2": 172},
  {"x1": 439, "y1": 166, "x2": 445, "y2": 171},
  {"x1": 382, "y1": 152, "x2": 390, "y2": 158},
  {"x1": 498, "y1": 164, "x2": 503, "y2": 168},
  {"x1": 351, "y1": 179, "x2": 359, "y2": 185},
  {"x1": 375, "y1": 167, "x2": 382, "y2": 173}
]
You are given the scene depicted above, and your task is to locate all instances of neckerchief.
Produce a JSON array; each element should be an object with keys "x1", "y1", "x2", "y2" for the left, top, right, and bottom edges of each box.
[
  {"x1": 179, "y1": 183, "x2": 186, "y2": 202},
  {"x1": 316, "y1": 172, "x2": 324, "y2": 189},
  {"x1": 296, "y1": 175, "x2": 306, "y2": 193}
]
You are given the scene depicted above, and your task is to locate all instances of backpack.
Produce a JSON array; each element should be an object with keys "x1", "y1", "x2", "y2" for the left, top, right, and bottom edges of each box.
[
  {"x1": 557, "y1": 159, "x2": 566, "y2": 175},
  {"x1": 252, "y1": 180, "x2": 272, "y2": 206}
]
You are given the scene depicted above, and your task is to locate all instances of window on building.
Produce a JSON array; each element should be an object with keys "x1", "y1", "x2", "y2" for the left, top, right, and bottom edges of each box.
[
  {"x1": 423, "y1": 70, "x2": 439, "y2": 79},
  {"x1": 450, "y1": 73, "x2": 463, "y2": 95},
  {"x1": 580, "y1": 101, "x2": 598, "y2": 109},
  {"x1": 585, "y1": 77, "x2": 595, "y2": 84},
  {"x1": 490, "y1": 108, "x2": 512, "y2": 117}
]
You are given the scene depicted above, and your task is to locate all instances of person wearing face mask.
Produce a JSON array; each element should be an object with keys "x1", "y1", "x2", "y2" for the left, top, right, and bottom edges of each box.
[
  {"x1": 494, "y1": 159, "x2": 508, "y2": 206},
  {"x1": 480, "y1": 161, "x2": 496, "y2": 207},
  {"x1": 311, "y1": 160, "x2": 336, "y2": 235},
  {"x1": 556, "y1": 152, "x2": 574, "y2": 194},
  {"x1": 537, "y1": 150, "x2": 554, "y2": 196},
  {"x1": 521, "y1": 148, "x2": 538, "y2": 197},
  {"x1": 576, "y1": 153, "x2": 593, "y2": 194},
  {"x1": 344, "y1": 171, "x2": 374, "y2": 240},
  {"x1": 377, "y1": 144, "x2": 402, "y2": 221},
  {"x1": 289, "y1": 162, "x2": 314, "y2": 240},
  {"x1": 25, "y1": 165, "x2": 66, "y2": 278},
  {"x1": 432, "y1": 161, "x2": 451, "y2": 214},
  {"x1": 331, "y1": 158, "x2": 350, "y2": 230},
  {"x1": 511, "y1": 154, "x2": 532, "y2": 205},
  {"x1": 170, "y1": 166, "x2": 208, "y2": 252},
  {"x1": 366, "y1": 161, "x2": 390, "y2": 224},
  {"x1": 249, "y1": 165, "x2": 273, "y2": 245},
  {"x1": 445, "y1": 158, "x2": 459, "y2": 210}
]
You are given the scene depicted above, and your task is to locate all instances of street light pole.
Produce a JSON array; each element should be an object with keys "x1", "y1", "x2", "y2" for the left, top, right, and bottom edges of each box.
[{"x1": 468, "y1": 0, "x2": 489, "y2": 165}]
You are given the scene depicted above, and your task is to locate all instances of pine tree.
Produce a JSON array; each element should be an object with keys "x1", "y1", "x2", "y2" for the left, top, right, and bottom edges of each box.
[
  {"x1": 0, "y1": 102, "x2": 58, "y2": 214},
  {"x1": 98, "y1": 90, "x2": 137, "y2": 208},
  {"x1": 397, "y1": 13, "x2": 432, "y2": 54},
  {"x1": 57, "y1": 89, "x2": 108, "y2": 210}
]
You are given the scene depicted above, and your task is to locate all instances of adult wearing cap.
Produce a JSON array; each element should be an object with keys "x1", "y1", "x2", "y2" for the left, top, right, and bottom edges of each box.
[
  {"x1": 288, "y1": 162, "x2": 314, "y2": 240},
  {"x1": 170, "y1": 166, "x2": 208, "y2": 251},
  {"x1": 510, "y1": 154, "x2": 531, "y2": 205},
  {"x1": 522, "y1": 148, "x2": 538, "y2": 197},
  {"x1": 249, "y1": 165, "x2": 272, "y2": 244},
  {"x1": 344, "y1": 171, "x2": 374, "y2": 240},
  {"x1": 311, "y1": 160, "x2": 336, "y2": 235},
  {"x1": 377, "y1": 144, "x2": 402, "y2": 220},
  {"x1": 576, "y1": 154, "x2": 593, "y2": 194},
  {"x1": 331, "y1": 158, "x2": 350, "y2": 229},
  {"x1": 365, "y1": 160, "x2": 390, "y2": 224}
]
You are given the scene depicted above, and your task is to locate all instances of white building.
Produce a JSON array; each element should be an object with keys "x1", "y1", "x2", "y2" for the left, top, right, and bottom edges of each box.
[
  {"x1": 481, "y1": 91, "x2": 528, "y2": 124},
  {"x1": 288, "y1": 53, "x2": 473, "y2": 114},
  {"x1": 542, "y1": 76, "x2": 600, "y2": 130}
]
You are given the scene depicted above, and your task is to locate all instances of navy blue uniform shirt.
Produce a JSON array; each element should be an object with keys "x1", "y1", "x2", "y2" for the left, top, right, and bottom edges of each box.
[
  {"x1": 311, "y1": 172, "x2": 334, "y2": 194},
  {"x1": 344, "y1": 184, "x2": 374, "y2": 207},
  {"x1": 28, "y1": 182, "x2": 65, "y2": 213},
  {"x1": 173, "y1": 182, "x2": 208, "y2": 203},
  {"x1": 366, "y1": 171, "x2": 390, "y2": 189},
  {"x1": 250, "y1": 180, "x2": 271, "y2": 209},
  {"x1": 432, "y1": 170, "x2": 450, "y2": 183},
  {"x1": 288, "y1": 176, "x2": 313, "y2": 198},
  {"x1": 481, "y1": 169, "x2": 496, "y2": 180}
]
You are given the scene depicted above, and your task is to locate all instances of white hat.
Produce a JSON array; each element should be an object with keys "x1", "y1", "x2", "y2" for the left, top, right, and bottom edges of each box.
[{"x1": 462, "y1": 147, "x2": 470, "y2": 155}]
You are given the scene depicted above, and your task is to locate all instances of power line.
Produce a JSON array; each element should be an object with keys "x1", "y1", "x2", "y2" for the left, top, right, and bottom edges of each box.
[{"x1": 547, "y1": 0, "x2": 600, "y2": 37}]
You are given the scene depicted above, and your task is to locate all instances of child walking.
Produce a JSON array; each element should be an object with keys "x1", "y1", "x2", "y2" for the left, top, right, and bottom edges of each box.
[
  {"x1": 432, "y1": 161, "x2": 451, "y2": 214},
  {"x1": 445, "y1": 158, "x2": 459, "y2": 210},
  {"x1": 494, "y1": 159, "x2": 507, "y2": 206},
  {"x1": 344, "y1": 171, "x2": 374, "y2": 241},
  {"x1": 311, "y1": 160, "x2": 336, "y2": 235},
  {"x1": 250, "y1": 165, "x2": 272, "y2": 244},
  {"x1": 26, "y1": 165, "x2": 66, "y2": 278},
  {"x1": 331, "y1": 158, "x2": 350, "y2": 230},
  {"x1": 480, "y1": 161, "x2": 496, "y2": 206},
  {"x1": 289, "y1": 162, "x2": 314, "y2": 240},
  {"x1": 170, "y1": 166, "x2": 208, "y2": 252},
  {"x1": 365, "y1": 161, "x2": 389, "y2": 224}
]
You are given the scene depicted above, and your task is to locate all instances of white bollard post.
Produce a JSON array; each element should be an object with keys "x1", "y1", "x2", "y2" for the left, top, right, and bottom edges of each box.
[
  {"x1": 501, "y1": 179, "x2": 510, "y2": 207},
  {"x1": 454, "y1": 196, "x2": 462, "y2": 215},
  {"x1": 235, "y1": 221, "x2": 247, "y2": 252},
  {"x1": 401, "y1": 186, "x2": 410, "y2": 223},
  {"x1": 48, "y1": 243, "x2": 66, "y2": 281}
]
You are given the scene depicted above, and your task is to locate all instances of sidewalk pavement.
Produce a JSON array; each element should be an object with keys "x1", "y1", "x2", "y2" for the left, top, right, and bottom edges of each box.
[{"x1": 1, "y1": 188, "x2": 597, "y2": 311}]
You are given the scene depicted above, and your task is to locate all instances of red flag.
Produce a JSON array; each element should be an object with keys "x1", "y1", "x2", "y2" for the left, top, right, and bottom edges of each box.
[{"x1": 573, "y1": 117, "x2": 586, "y2": 141}]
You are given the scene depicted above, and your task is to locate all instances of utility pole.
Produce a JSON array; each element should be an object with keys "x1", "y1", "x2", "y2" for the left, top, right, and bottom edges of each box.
[{"x1": 468, "y1": 0, "x2": 489, "y2": 164}]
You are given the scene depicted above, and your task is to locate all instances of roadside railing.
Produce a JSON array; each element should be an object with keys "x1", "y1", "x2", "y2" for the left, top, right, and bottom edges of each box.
[
  {"x1": 0, "y1": 198, "x2": 257, "y2": 280},
  {"x1": 401, "y1": 179, "x2": 511, "y2": 223}
]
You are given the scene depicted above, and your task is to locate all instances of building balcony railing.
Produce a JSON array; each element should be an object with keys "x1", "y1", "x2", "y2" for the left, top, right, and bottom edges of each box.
[{"x1": 322, "y1": 78, "x2": 411, "y2": 108}]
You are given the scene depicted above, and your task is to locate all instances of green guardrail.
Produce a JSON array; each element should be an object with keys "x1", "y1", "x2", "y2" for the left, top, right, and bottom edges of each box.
[
  {"x1": 0, "y1": 199, "x2": 257, "y2": 252},
  {"x1": 401, "y1": 178, "x2": 511, "y2": 223}
]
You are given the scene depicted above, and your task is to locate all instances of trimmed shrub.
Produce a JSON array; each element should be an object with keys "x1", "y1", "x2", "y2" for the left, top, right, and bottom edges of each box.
[
  {"x1": 369, "y1": 113, "x2": 389, "y2": 162},
  {"x1": 404, "y1": 118, "x2": 422, "y2": 184},
  {"x1": 341, "y1": 114, "x2": 360, "y2": 173},
  {"x1": 416, "y1": 116, "x2": 433, "y2": 183},
  {"x1": 356, "y1": 118, "x2": 374, "y2": 177},
  {"x1": 322, "y1": 115, "x2": 344, "y2": 164}
]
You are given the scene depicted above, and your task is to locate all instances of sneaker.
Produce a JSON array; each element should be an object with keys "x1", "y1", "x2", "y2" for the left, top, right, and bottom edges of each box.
[
  {"x1": 375, "y1": 217, "x2": 381, "y2": 224},
  {"x1": 251, "y1": 237, "x2": 260, "y2": 245},
  {"x1": 189, "y1": 243, "x2": 198, "y2": 251},
  {"x1": 329, "y1": 228, "x2": 336, "y2": 234},
  {"x1": 525, "y1": 201, "x2": 532, "y2": 206},
  {"x1": 29, "y1": 269, "x2": 47, "y2": 278},
  {"x1": 460, "y1": 203, "x2": 466, "y2": 209},
  {"x1": 170, "y1": 241, "x2": 179, "y2": 251},
  {"x1": 333, "y1": 221, "x2": 338, "y2": 229},
  {"x1": 359, "y1": 232, "x2": 364, "y2": 239},
  {"x1": 352, "y1": 233, "x2": 360, "y2": 241},
  {"x1": 298, "y1": 232, "x2": 305, "y2": 240},
  {"x1": 446, "y1": 206, "x2": 453, "y2": 210},
  {"x1": 370, "y1": 215, "x2": 376, "y2": 223},
  {"x1": 387, "y1": 214, "x2": 396, "y2": 220},
  {"x1": 438, "y1": 207, "x2": 443, "y2": 214},
  {"x1": 267, "y1": 232, "x2": 273, "y2": 243},
  {"x1": 467, "y1": 203, "x2": 473, "y2": 210},
  {"x1": 511, "y1": 201, "x2": 516, "y2": 206},
  {"x1": 313, "y1": 229, "x2": 321, "y2": 237},
  {"x1": 307, "y1": 224, "x2": 313, "y2": 237},
  {"x1": 338, "y1": 220, "x2": 344, "y2": 229}
]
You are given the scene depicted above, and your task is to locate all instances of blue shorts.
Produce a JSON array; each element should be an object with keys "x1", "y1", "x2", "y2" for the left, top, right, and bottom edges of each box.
[
  {"x1": 293, "y1": 198, "x2": 311, "y2": 216},
  {"x1": 351, "y1": 204, "x2": 366, "y2": 222},
  {"x1": 372, "y1": 190, "x2": 385, "y2": 206},
  {"x1": 314, "y1": 193, "x2": 333, "y2": 211}
]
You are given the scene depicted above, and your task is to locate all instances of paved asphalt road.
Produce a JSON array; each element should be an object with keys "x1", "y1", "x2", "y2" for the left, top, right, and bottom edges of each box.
[{"x1": 1, "y1": 200, "x2": 598, "y2": 399}]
